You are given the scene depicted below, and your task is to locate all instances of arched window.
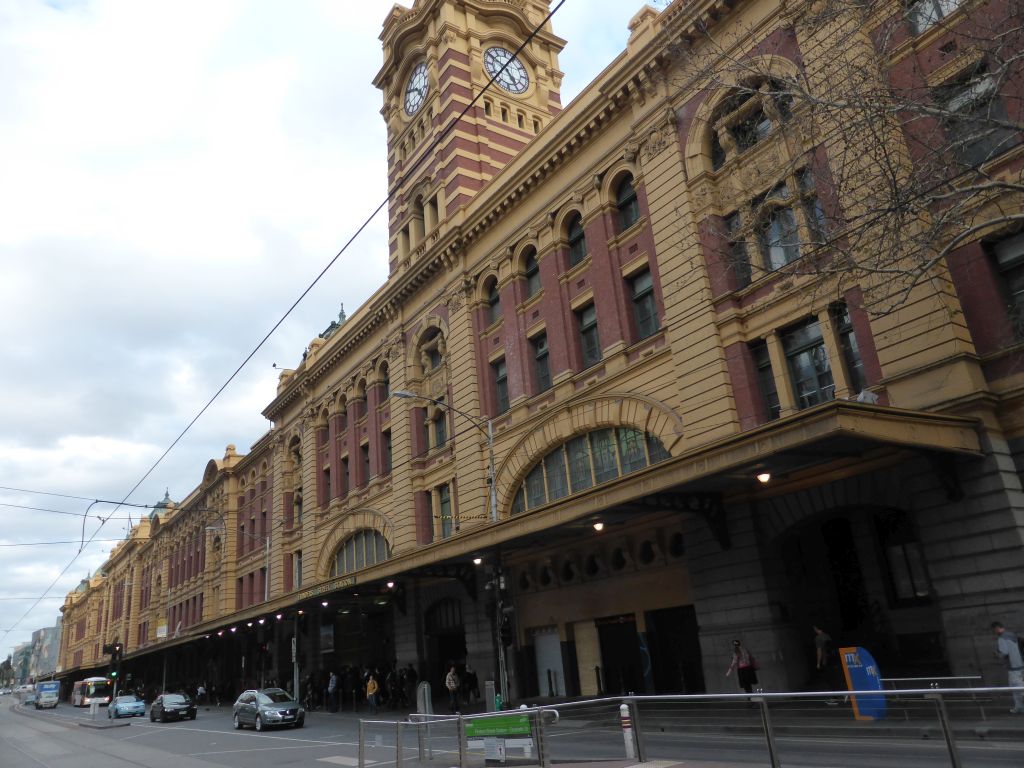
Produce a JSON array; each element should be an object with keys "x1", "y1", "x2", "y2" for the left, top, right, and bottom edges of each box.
[
  {"x1": 710, "y1": 79, "x2": 793, "y2": 170},
  {"x1": 379, "y1": 363, "x2": 390, "y2": 398},
  {"x1": 567, "y1": 213, "x2": 588, "y2": 266},
  {"x1": 615, "y1": 175, "x2": 640, "y2": 232},
  {"x1": 330, "y1": 529, "x2": 391, "y2": 577},
  {"x1": 523, "y1": 250, "x2": 541, "y2": 298},
  {"x1": 511, "y1": 428, "x2": 670, "y2": 514},
  {"x1": 419, "y1": 327, "x2": 445, "y2": 371},
  {"x1": 486, "y1": 279, "x2": 502, "y2": 325}
]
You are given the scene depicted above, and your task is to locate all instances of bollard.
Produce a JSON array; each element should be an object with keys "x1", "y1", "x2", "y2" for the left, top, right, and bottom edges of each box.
[
  {"x1": 358, "y1": 719, "x2": 366, "y2": 768},
  {"x1": 395, "y1": 721, "x2": 403, "y2": 768},
  {"x1": 619, "y1": 703, "x2": 636, "y2": 759},
  {"x1": 628, "y1": 699, "x2": 647, "y2": 762},
  {"x1": 90, "y1": 701, "x2": 98, "y2": 720}
]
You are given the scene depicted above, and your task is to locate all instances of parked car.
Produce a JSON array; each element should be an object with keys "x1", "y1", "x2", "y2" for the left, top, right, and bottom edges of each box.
[
  {"x1": 23, "y1": 690, "x2": 38, "y2": 706},
  {"x1": 108, "y1": 694, "x2": 146, "y2": 718},
  {"x1": 232, "y1": 688, "x2": 304, "y2": 731},
  {"x1": 149, "y1": 693, "x2": 197, "y2": 722}
]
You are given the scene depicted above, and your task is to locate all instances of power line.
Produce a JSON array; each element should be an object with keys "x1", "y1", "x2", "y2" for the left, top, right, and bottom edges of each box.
[
  {"x1": 0, "y1": 502, "x2": 139, "y2": 520},
  {"x1": 0, "y1": 0, "x2": 571, "y2": 647},
  {"x1": 0, "y1": 539, "x2": 126, "y2": 548},
  {"x1": 0, "y1": 485, "x2": 95, "y2": 502}
]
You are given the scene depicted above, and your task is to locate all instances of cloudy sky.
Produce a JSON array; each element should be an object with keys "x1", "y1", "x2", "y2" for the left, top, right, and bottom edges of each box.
[{"x1": 0, "y1": 0, "x2": 644, "y2": 664}]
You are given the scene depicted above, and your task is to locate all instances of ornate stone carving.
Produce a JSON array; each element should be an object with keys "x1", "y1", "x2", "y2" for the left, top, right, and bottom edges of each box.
[
  {"x1": 640, "y1": 127, "x2": 667, "y2": 162},
  {"x1": 446, "y1": 288, "x2": 464, "y2": 311}
]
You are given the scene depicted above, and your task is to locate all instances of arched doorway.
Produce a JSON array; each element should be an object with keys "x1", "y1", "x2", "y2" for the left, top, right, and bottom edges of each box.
[
  {"x1": 425, "y1": 597, "x2": 466, "y2": 692},
  {"x1": 777, "y1": 507, "x2": 946, "y2": 681}
]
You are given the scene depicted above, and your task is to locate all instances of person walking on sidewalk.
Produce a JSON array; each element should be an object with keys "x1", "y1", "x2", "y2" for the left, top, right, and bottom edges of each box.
[
  {"x1": 445, "y1": 665, "x2": 460, "y2": 714},
  {"x1": 327, "y1": 671, "x2": 339, "y2": 713},
  {"x1": 991, "y1": 621, "x2": 1024, "y2": 714},
  {"x1": 366, "y1": 674, "x2": 379, "y2": 716},
  {"x1": 725, "y1": 639, "x2": 759, "y2": 694}
]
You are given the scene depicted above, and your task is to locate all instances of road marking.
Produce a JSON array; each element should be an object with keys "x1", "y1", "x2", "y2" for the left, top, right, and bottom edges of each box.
[{"x1": 318, "y1": 757, "x2": 375, "y2": 766}]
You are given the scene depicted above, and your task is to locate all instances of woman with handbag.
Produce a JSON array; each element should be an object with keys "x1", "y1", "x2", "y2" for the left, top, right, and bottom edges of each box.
[{"x1": 725, "y1": 639, "x2": 759, "y2": 694}]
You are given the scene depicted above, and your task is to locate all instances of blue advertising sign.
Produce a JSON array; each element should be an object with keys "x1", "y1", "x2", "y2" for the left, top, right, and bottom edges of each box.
[{"x1": 840, "y1": 646, "x2": 885, "y2": 721}]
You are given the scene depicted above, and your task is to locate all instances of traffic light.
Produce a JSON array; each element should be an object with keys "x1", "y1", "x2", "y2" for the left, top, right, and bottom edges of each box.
[
  {"x1": 499, "y1": 615, "x2": 513, "y2": 646},
  {"x1": 108, "y1": 642, "x2": 123, "y2": 683}
]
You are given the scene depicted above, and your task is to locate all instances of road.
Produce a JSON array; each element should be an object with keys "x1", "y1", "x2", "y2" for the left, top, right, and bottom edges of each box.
[{"x1": 2, "y1": 695, "x2": 1024, "y2": 768}]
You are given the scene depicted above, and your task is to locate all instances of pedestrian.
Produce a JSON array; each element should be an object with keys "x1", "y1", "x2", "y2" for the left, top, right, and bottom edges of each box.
[
  {"x1": 196, "y1": 682, "x2": 206, "y2": 705},
  {"x1": 366, "y1": 674, "x2": 379, "y2": 715},
  {"x1": 812, "y1": 625, "x2": 843, "y2": 703},
  {"x1": 327, "y1": 671, "x2": 339, "y2": 713},
  {"x1": 445, "y1": 665, "x2": 460, "y2": 714},
  {"x1": 991, "y1": 621, "x2": 1024, "y2": 714},
  {"x1": 725, "y1": 639, "x2": 759, "y2": 694},
  {"x1": 463, "y1": 664, "x2": 479, "y2": 705}
]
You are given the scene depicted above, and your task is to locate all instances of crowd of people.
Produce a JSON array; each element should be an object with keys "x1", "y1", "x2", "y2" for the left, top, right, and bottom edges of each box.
[{"x1": 305, "y1": 663, "x2": 420, "y2": 713}]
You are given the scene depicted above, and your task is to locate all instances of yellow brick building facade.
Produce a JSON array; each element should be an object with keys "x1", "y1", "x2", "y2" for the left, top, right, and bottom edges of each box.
[{"x1": 60, "y1": 0, "x2": 1024, "y2": 701}]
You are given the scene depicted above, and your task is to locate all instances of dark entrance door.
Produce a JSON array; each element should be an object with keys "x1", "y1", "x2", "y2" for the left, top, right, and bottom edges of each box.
[
  {"x1": 780, "y1": 511, "x2": 948, "y2": 680},
  {"x1": 597, "y1": 614, "x2": 643, "y2": 695},
  {"x1": 646, "y1": 605, "x2": 705, "y2": 693},
  {"x1": 425, "y1": 597, "x2": 467, "y2": 696}
]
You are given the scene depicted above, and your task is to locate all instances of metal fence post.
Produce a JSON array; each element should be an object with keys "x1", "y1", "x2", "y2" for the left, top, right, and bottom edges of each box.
[
  {"x1": 628, "y1": 698, "x2": 647, "y2": 763},
  {"x1": 457, "y1": 714, "x2": 469, "y2": 768},
  {"x1": 358, "y1": 719, "x2": 366, "y2": 768},
  {"x1": 755, "y1": 696, "x2": 782, "y2": 768},
  {"x1": 536, "y1": 709, "x2": 549, "y2": 768},
  {"x1": 395, "y1": 721, "x2": 403, "y2": 768},
  {"x1": 927, "y1": 692, "x2": 964, "y2": 768}
]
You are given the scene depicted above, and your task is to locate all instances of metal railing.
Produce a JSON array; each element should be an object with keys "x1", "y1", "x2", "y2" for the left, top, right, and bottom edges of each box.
[{"x1": 357, "y1": 686, "x2": 1024, "y2": 768}]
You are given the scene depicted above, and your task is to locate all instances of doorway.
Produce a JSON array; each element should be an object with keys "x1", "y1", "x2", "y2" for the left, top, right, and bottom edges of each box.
[
  {"x1": 425, "y1": 597, "x2": 466, "y2": 693},
  {"x1": 646, "y1": 605, "x2": 705, "y2": 693},
  {"x1": 597, "y1": 614, "x2": 643, "y2": 695}
]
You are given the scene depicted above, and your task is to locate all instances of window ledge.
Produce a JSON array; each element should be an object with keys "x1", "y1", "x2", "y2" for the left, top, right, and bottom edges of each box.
[
  {"x1": 560, "y1": 255, "x2": 592, "y2": 283},
  {"x1": 606, "y1": 217, "x2": 648, "y2": 250},
  {"x1": 517, "y1": 290, "x2": 544, "y2": 315},
  {"x1": 886, "y1": 1, "x2": 980, "y2": 67}
]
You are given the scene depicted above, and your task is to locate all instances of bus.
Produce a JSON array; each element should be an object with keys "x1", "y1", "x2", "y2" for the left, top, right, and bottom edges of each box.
[{"x1": 71, "y1": 677, "x2": 112, "y2": 706}]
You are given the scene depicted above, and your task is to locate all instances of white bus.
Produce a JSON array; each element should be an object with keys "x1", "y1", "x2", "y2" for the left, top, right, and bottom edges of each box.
[{"x1": 71, "y1": 677, "x2": 112, "y2": 706}]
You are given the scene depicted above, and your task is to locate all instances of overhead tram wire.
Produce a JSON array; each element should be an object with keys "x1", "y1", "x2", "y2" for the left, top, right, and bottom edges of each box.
[
  {"x1": 0, "y1": 0, "x2": 572, "y2": 646},
  {"x1": 0, "y1": 539, "x2": 126, "y2": 548},
  {"x1": 0, "y1": 501, "x2": 149, "y2": 520},
  {"x1": 0, "y1": 485, "x2": 96, "y2": 502}
]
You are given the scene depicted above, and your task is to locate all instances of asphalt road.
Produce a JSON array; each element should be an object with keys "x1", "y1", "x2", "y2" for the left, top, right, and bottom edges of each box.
[{"x1": 2, "y1": 694, "x2": 1024, "y2": 768}]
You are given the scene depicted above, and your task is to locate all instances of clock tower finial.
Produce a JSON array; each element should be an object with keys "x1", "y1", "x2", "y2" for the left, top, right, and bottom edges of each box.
[{"x1": 374, "y1": 0, "x2": 565, "y2": 274}]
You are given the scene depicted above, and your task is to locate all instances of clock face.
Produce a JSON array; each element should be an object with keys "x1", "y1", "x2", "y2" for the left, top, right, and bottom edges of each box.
[
  {"x1": 404, "y1": 62, "x2": 428, "y2": 116},
  {"x1": 483, "y1": 47, "x2": 529, "y2": 94}
]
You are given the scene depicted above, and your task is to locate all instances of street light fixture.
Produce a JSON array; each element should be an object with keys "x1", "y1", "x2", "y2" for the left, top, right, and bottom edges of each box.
[{"x1": 393, "y1": 389, "x2": 508, "y2": 703}]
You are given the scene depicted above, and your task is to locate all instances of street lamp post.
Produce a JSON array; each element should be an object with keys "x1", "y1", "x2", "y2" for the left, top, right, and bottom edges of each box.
[{"x1": 393, "y1": 390, "x2": 509, "y2": 702}]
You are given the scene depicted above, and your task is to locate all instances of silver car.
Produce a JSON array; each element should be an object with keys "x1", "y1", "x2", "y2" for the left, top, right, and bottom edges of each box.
[
  {"x1": 109, "y1": 695, "x2": 146, "y2": 718},
  {"x1": 232, "y1": 688, "x2": 305, "y2": 731}
]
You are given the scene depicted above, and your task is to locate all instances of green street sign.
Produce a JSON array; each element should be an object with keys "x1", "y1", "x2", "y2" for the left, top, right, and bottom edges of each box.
[{"x1": 465, "y1": 714, "x2": 531, "y2": 738}]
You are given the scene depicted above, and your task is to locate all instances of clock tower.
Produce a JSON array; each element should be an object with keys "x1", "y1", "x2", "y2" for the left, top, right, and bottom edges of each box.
[{"x1": 374, "y1": 0, "x2": 565, "y2": 274}]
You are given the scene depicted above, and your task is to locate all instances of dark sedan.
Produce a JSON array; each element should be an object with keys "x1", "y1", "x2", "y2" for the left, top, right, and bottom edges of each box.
[
  {"x1": 232, "y1": 688, "x2": 304, "y2": 731},
  {"x1": 149, "y1": 693, "x2": 197, "y2": 722}
]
